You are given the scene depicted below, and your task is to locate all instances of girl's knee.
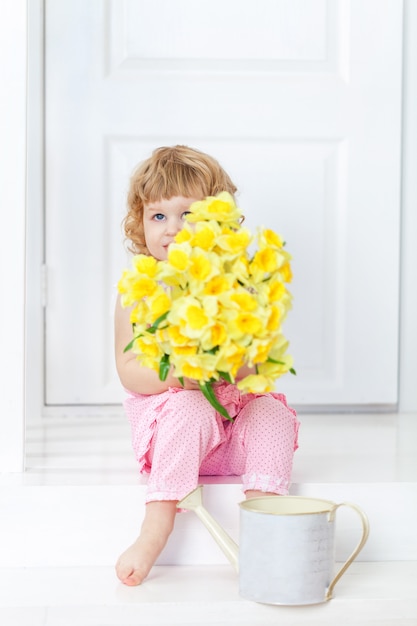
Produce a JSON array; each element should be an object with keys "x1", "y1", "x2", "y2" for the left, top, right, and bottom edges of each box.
[
  {"x1": 243, "y1": 395, "x2": 292, "y2": 423},
  {"x1": 239, "y1": 396, "x2": 299, "y2": 445}
]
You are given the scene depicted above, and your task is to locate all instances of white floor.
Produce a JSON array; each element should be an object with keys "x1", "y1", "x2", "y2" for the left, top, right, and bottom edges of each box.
[
  {"x1": 0, "y1": 562, "x2": 416, "y2": 626},
  {"x1": 1, "y1": 411, "x2": 417, "y2": 625}
]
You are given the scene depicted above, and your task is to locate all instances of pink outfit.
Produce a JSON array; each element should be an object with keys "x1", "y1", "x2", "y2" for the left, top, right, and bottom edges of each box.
[{"x1": 124, "y1": 381, "x2": 299, "y2": 503}]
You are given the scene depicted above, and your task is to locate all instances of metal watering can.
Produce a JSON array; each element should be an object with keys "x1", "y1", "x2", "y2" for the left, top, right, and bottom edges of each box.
[{"x1": 177, "y1": 485, "x2": 369, "y2": 605}]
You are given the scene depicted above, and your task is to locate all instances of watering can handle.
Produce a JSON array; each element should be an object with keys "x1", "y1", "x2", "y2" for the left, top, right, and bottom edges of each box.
[
  {"x1": 326, "y1": 502, "x2": 370, "y2": 601},
  {"x1": 177, "y1": 485, "x2": 240, "y2": 573}
]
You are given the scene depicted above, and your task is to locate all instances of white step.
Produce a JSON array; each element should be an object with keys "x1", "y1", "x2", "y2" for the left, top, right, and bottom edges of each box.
[
  {"x1": 1, "y1": 477, "x2": 416, "y2": 569},
  {"x1": 1, "y1": 412, "x2": 416, "y2": 569},
  {"x1": 1, "y1": 562, "x2": 417, "y2": 625}
]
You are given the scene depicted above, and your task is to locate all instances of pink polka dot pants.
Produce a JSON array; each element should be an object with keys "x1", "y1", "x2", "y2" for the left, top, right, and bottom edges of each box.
[{"x1": 124, "y1": 382, "x2": 299, "y2": 504}]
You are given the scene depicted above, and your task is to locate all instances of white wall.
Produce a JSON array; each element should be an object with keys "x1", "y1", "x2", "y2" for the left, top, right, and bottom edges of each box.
[
  {"x1": 0, "y1": 0, "x2": 27, "y2": 471},
  {"x1": 0, "y1": 0, "x2": 415, "y2": 473}
]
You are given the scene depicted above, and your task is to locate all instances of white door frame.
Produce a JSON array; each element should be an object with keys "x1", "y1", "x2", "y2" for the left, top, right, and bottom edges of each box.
[
  {"x1": 1, "y1": 0, "x2": 417, "y2": 473},
  {"x1": 0, "y1": 0, "x2": 27, "y2": 472},
  {"x1": 399, "y1": 0, "x2": 417, "y2": 411}
]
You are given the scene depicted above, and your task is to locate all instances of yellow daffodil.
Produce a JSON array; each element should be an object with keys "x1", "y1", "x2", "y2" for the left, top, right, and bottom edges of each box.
[
  {"x1": 129, "y1": 300, "x2": 148, "y2": 325},
  {"x1": 268, "y1": 334, "x2": 291, "y2": 359},
  {"x1": 268, "y1": 280, "x2": 287, "y2": 302},
  {"x1": 118, "y1": 270, "x2": 142, "y2": 307},
  {"x1": 246, "y1": 339, "x2": 274, "y2": 365},
  {"x1": 266, "y1": 305, "x2": 281, "y2": 331},
  {"x1": 280, "y1": 261, "x2": 293, "y2": 283},
  {"x1": 168, "y1": 325, "x2": 191, "y2": 346},
  {"x1": 148, "y1": 291, "x2": 171, "y2": 322},
  {"x1": 215, "y1": 343, "x2": 247, "y2": 379},
  {"x1": 200, "y1": 322, "x2": 228, "y2": 352},
  {"x1": 185, "y1": 305, "x2": 209, "y2": 330},
  {"x1": 203, "y1": 274, "x2": 234, "y2": 296},
  {"x1": 233, "y1": 312, "x2": 264, "y2": 337},
  {"x1": 189, "y1": 250, "x2": 220, "y2": 283},
  {"x1": 216, "y1": 228, "x2": 252, "y2": 256},
  {"x1": 118, "y1": 191, "x2": 295, "y2": 420},
  {"x1": 132, "y1": 254, "x2": 159, "y2": 277},
  {"x1": 171, "y1": 344, "x2": 198, "y2": 356},
  {"x1": 257, "y1": 354, "x2": 294, "y2": 379},
  {"x1": 191, "y1": 222, "x2": 219, "y2": 250},
  {"x1": 173, "y1": 353, "x2": 218, "y2": 380},
  {"x1": 258, "y1": 228, "x2": 284, "y2": 250},
  {"x1": 230, "y1": 292, "x2": 258, "y2": 311},
  {"x1": 169, "y1": 295, "x2": 217, "y2": 339},
  {"x1": 120, "y1": 275, "x2": 158, "y2": 303},
  {"x1": 133, "y1": 336, "x2": 161, "y2": 359},
  {"x1": 237, "y1": 374, "x2": 274, "y2": 394},
  {"x1": 229, "y1": 255, "x2": 250, "y2": 285},
  {"x1": 167, "y1": 244, "x2": 190, "y2": 272},
  {"x1": 250, "y1": 248, "x2": 280, "y2": 275},
  {"x1": 174, "y1": 227, "x2": 193, "y2": 244},
  {"x1": 186, "y1": 192, "x2": 242, "y2": 224}
]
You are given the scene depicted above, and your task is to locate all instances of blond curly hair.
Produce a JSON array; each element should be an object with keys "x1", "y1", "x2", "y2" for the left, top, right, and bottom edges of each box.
[{"x1": 123, "y1": 145, "x2": 238, "y2": 254}]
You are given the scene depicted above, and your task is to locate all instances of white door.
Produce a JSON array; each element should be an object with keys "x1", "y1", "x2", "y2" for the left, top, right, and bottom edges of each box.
[{"x1": 44, "y1": 0, "x2": 403, "y2": 408}]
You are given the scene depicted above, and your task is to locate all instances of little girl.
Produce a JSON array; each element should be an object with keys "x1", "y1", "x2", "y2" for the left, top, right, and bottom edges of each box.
[{"x1": 114, "y1": 145, "x2": 299, "y2": 586}]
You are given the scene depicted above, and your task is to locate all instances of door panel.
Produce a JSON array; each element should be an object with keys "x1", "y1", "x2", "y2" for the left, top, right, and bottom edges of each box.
[{"x1": 45, "y1": 0, "x2": 403, "y2": 406}]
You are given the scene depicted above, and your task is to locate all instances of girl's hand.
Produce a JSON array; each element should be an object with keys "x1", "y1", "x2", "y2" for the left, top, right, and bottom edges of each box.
[{"x1": 236, "y1": 363, "x2": 256, "y2": 380}]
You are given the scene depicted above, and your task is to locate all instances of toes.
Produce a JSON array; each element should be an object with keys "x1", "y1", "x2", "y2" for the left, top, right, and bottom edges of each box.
[
  {"x1": 116, "y1": 560, "x2": 133, "y2": 582},
  {"x1": 116, "y1": 560, "x2": 147, "y2": 586},
  {"x1": 123, "y1": 571, "x2": 145, "y2": 586}
]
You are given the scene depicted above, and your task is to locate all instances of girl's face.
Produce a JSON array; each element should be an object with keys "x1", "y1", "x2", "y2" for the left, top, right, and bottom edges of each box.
[{"x1": 143, "y1": 196, "x2": 200, "y2": 260}]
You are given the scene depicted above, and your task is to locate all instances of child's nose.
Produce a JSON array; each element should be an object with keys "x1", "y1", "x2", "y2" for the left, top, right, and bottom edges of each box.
[{"x1": 166, "y1": 217, "x2": 183, "y2": 235}]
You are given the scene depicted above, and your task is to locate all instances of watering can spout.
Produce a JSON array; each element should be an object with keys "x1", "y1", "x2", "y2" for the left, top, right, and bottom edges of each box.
[{"x1": 178, "y1": 486, "x2": 239, "y2": 572}]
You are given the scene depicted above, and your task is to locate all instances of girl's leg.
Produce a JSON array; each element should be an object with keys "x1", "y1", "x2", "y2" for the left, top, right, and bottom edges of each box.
[
  {"x1": 241, "y1": 396, "x2": 298, "y2": 495},
  {"x1": 145, "y1": 390, "x2": 225, "y2": 502},
  {"x1": 116, "y1": 501, "x2": 177, "y2": 586},
  {"x1": 200, "y1": 395, "x2": 299, "y2": 496},
  {"x1": 116, "y1": 390, "x2": 224, "y2": 585},
  {"x1": 244, "y1": 490, "x2": 279, "y2": 499}
]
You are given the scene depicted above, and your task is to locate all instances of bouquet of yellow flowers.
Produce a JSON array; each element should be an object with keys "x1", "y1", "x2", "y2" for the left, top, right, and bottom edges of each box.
[{"x1": 118, "y1": 192, "x2": 295, "y2": 421}]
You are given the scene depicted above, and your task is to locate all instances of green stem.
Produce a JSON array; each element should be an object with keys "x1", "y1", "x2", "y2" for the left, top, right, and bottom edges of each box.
[
  {"x1": 199, "y1": 381, "x2": 233, "y2": 422},
  {"x1": 219, "y1": 371, "x2": 233, "y2": 383},
  {"x1": 147, "y1": 310, "x2": 169, "y2": 334},
  {"x1": 159, "y1": 353, "x2": 170, "y2": 381},
  {"x1": 123, "y1": 337, "x2": 136, "y2": 353}
]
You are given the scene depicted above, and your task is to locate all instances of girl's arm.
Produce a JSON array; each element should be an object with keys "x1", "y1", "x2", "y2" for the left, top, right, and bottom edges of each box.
[{"x1": 114, "y1": 294, "x2": 198, "y2": 394}]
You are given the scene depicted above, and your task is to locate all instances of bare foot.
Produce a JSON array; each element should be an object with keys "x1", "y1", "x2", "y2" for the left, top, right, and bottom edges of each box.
[{"x1": 115, "y1": 500, "x2": 177, "y2": 586}]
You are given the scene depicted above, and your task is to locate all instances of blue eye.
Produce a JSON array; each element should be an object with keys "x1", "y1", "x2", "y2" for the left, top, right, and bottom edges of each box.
[{"x1": 153, "y1": 213, "x2": 165, "y2": 221}]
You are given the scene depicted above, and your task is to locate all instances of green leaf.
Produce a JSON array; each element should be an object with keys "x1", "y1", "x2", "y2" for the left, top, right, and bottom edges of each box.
[
  {"x1": 218, "y1": 371, "x2": 233, "y2": 383},
  {"x1": 199, "y1": 381, "x2": 233, "y2": 422},
  {"x1": 267, "y1": 357, "x2": 285, "y2": 365},
  {"x1": 178, "y1": 376, "x2": 185, "y2": 387},
  {"x1": 147, "y1": 311, "x2": 169, "y2": 334},
  {"x1": 159, "y1": 354, "x2": 170, "y2": 381},
  {"x1": 266, "y1": 357, "x2": 296, "y2": 375},
  {"x1": 123, "y1": 338, "x2": 136, "y2": 353}
]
